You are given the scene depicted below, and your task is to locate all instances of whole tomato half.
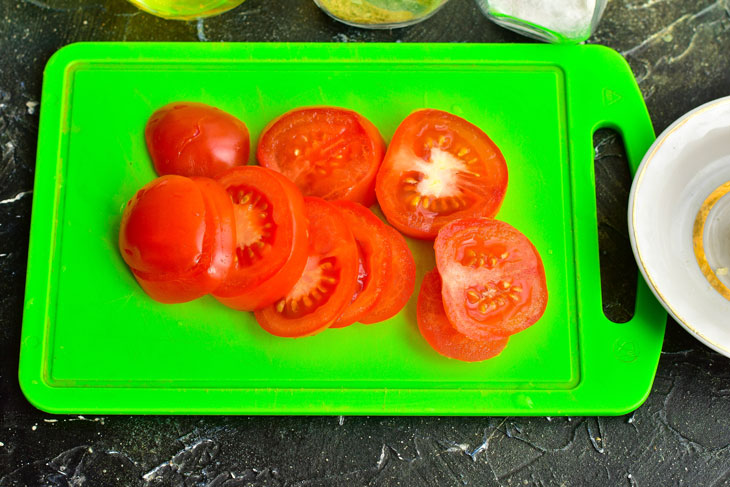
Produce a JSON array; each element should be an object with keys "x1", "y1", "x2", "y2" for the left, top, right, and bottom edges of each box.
[
  {"x1": 119, "y1": 175, "x2": 236, "y2": 303},
  {"x1": 146, "y1": 102, "x2": 250, "y2": 178}
]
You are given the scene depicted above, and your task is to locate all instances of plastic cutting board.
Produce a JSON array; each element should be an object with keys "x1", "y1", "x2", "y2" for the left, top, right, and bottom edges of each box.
[{"x1": 19, "y1": 42, "x2": 666, "y2": 415}]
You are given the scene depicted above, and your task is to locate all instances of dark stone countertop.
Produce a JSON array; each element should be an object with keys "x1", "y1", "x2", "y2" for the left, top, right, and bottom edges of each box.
[{"x1": 1, "y1": 0, "x2": 730, "y2": 485}]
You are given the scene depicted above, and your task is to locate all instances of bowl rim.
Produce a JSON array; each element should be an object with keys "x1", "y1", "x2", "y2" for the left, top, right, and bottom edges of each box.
[{"x1": 629, "y1": 95, "x2": 730, "y2": 358}]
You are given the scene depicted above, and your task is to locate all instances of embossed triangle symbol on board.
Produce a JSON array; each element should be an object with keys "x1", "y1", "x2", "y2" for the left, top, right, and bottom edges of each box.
[{"x1": 603, "y1": 88, "x2": 622, "y2": 105}]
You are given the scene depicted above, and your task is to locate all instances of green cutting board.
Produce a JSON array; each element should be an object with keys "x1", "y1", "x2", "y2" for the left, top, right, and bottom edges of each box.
[{"x1": 19, "y1": 42, "x2": 666, "y2": 415}]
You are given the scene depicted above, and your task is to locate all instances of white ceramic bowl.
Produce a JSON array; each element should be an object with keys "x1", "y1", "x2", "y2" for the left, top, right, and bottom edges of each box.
[{"x1": 629, "y1": 96, "x2": 730, "y2": 358}]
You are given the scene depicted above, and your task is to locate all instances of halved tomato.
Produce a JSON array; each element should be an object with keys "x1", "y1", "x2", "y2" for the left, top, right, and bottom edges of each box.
[
  {"x1": 257, "y1": 107, "x2": 385, "y2": 207},
  {"x1": 213, "y1": 166, "x2": 308, "y2": 311},
  {"x1": 146, "y1": 102, "x2": 250, "y2": 178},
  {"x1": 417, "y1": 269, "x2": 509, "y2": 362},
  {"x1": 358, "y1": 224, "x2": 416, "y2": 324},
  {"x1": 255, "y1": 197, "x2": 359, "y2": 337},
  {"x1": 329, "y1": 200, "x2": 392, "y2": 328},
  {"x1": 434, "y1": 218, "x2": 547, "y2": 340},
  {"x1": 375, "y1": 109, "x2": 508, "y2": 239},
  {"x1": 119, "y1": 175, "x2": 235, "y2": 303}
]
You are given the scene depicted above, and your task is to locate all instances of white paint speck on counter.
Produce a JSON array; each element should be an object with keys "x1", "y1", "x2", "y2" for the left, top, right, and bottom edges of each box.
[{"x1": 25, "y1": 100, "x2": 38, "y2": 114}]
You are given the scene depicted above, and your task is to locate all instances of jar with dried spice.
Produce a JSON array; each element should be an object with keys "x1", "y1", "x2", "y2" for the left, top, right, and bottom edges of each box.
[
  {"x1": 475, "y1": 0, "x2": 607, "y2": 43},
  {"x1": 314, "y1": 0, "x2": 450, "y2": 29}
]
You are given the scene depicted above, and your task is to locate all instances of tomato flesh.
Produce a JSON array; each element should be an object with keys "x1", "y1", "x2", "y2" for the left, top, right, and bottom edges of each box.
[
  {"x1": 417, "y1": 269, "x2": 509, "y2": 362},
  {"x1": 119, "y1": 175, "x2": 235, "y2": 303},
  {"x1": 376, "y1": 109, "x2": 508, "y2": 239},
  {"x1": 255, "y1": 197, "x2": 359, "y2": 337},
  {"x1": 146, "y1": 102, "x2": 250, "y2": 178},
  {"x1": 213, "y1": 166, "x2": 308, "y2": 311},
  {"x1": 434, "y1": 218, "x2": 547, "y2": 340},
  {"x1": 329, "y1": 201, "x2": 393, "y2": 328},
  {"x1": 358, "y1": 224, "x2": 416, "y2": 324},
  {"x1": 257, "y1": 107, "x2": 385, "y2": 207}
]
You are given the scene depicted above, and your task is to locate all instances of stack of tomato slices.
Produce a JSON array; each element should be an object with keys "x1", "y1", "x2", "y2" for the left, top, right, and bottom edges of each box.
[
  {"x1": 118, "y1": 102, "x2": 548, "y2": 354},
  {"x1": 418, "y1": 218, "x2": 548, "y2": 362}
]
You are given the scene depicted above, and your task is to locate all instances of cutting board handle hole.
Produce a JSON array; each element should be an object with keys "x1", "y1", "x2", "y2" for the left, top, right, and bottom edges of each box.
[{"x1": 594, "y1": 129, "x2": 637, "y2": 323}]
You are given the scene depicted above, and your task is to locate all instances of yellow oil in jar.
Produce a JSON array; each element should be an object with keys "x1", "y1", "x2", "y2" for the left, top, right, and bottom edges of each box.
[{"x1": 127, "y1": 0, "x2": 246, "y2": 19}]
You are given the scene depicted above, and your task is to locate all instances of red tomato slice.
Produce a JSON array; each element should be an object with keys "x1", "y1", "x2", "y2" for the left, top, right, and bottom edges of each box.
[
  {"x1": 146, "y1": 102, "x2": 250, "y2": 178},
  {"x1": 418, "y1": 269, "x2": 509, "y2": 362},
  {"x1": 375, "y1": 109, "x2": 508, "y2": 239},
  {"x1": 213, "y1": 166, "x2": 308, "y2": 311},
  {"x1": 255, "y1": 197, "x2": 359, "y2": 337},
  {"x1": 358, "y1": 224, "x2": 416, "y2": 324},
  {"x1": 434, "y1": 218, "x2": 547, "y2": 340},
  {"x1": 329, "y1": 201, "x2": 393, "y2": 328},
  {"x1": 257, "y1": 107, "x2": 385, "y2": 207},
  {"x1": 119, "y1": 175, "x2": 235, "y2": 303}
]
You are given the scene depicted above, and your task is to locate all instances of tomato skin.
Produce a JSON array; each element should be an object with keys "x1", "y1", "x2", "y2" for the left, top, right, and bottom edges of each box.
[
  {"x1": 255, "y1": 197, "x2": 359, "y2": 338},
  {"x1": 434, "y1": 218, "x2": 547, "y2": 340},
  {"x1": 119, "y1": 175, "x2": 235, "y2": 304},
  {"x1": 192, "y1": 177, "x2": 237, "y2": 282},
  {"x1": 329, "y1": 200, "x2": 393, "y2": 328},
  {"x1": 417, "y1": 269, "x2": 509, "y2": 362},
  {"x1": 257, "y1": 107, "x2": 385, "y2": 207},
  {"x1": 120, "y1": 176, "x2": 206, "y2": 278},
  {"x1": 146, "y1": 102, "x2": 250, "y2": 178},
  {"x1": 358, "y1": 224, "x2": 416, "y2": 324},
  {"x1": 213, "y1": 166, "x2": 308, "y2": 311},
  {"x1": 375, "y1": 109, "x2": 508, "y2": 239}
]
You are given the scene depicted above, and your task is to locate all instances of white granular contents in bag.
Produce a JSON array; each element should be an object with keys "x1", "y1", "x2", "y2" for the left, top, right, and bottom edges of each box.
[{"x1": 488, "y1": 0, "x2": 597, "y2": 36}]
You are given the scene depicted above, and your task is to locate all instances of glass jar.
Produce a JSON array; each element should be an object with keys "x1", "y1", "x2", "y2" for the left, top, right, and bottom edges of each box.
[
  {"x1": 475, "y1": 0, "x2": 607, "y2": 43},
  {"x1": 314, "y1": 0, "x2": 450, "y2": 29},
  {"x1": 127, "y1": 0, "x2": 246, "y2": 20}
]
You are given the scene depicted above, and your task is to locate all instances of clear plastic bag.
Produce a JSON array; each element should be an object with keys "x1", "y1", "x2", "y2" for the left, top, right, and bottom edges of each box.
[{"x1": 475, "y1": 0, "x2": 608, "y2": 43}]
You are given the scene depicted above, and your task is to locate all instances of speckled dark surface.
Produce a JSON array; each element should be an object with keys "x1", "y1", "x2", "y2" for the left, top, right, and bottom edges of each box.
[{"x1": 1, "y1": 0, "x2": 730, "y2": 485}]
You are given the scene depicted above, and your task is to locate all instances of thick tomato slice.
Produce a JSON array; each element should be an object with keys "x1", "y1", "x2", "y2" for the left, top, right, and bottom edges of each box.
[
  {"x1": 329, "y1": 201, "x2": 393, "y2": 328},
  {"x1": 146, "y1": 102, "x2": 250, "y2": 178},
  {"x1": 255, "y1": 197, "x2": 359, "y2": 337},
  {"x1": 417, "y1": 269, "x2": 509, "y2": 362},
  {"x1": 434, "y1": 218, "x2": 548, "y2": 340},
  {"x1": 375, "y1": 109, "x2": 508, "y2": 239},
  {"x1": 358, "y1": 224, "x2": 416, "y2": 324},
  {"x1": 213, "y1": 166, "x2": 308, "y2": 311},
  {"x1": 119, "y1": 175, "x2": 235, "y2": 303},
  {"x1": 257, "y1": 107, "x2": 385, "y2": 207}
]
